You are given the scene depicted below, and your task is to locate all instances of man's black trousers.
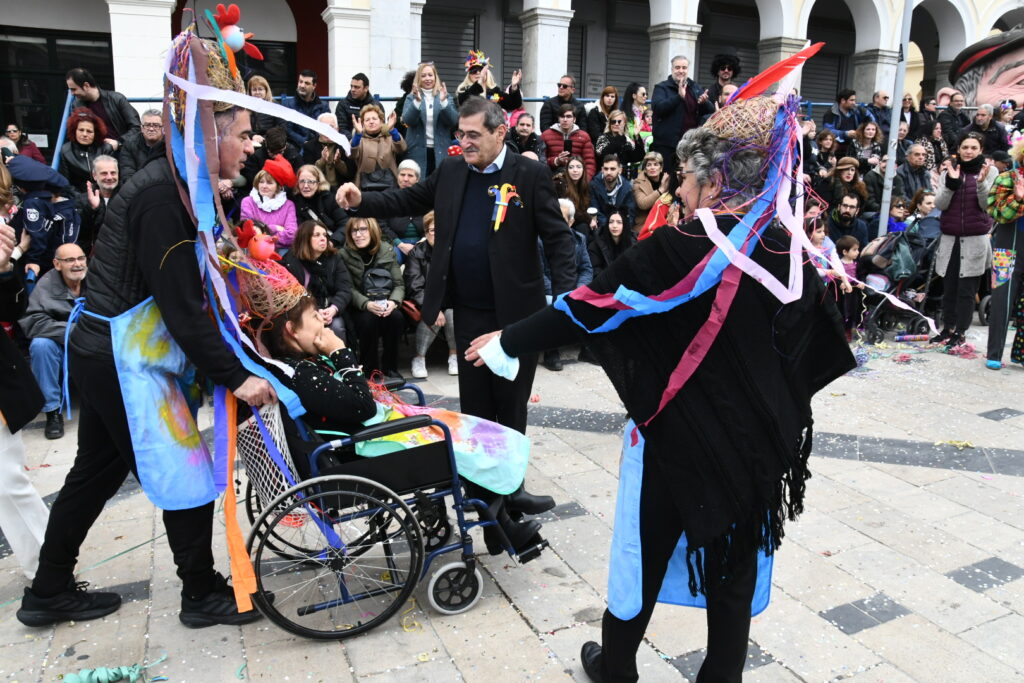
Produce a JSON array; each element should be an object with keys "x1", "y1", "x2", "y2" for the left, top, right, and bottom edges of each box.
[{"x1": 32, "y1": 349, "x2": 216, "y2": 599}]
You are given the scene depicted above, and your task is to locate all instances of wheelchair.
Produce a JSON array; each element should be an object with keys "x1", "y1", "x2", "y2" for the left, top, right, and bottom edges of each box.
[{"x1": 236, "y1": 381, "x2": 548, "y2": 640}]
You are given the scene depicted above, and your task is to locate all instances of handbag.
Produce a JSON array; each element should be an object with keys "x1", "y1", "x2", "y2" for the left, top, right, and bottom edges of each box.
[
  {"x1": 401, "y1": 300, "x2": 422, "y2": 322},
  {"x1": 360, "y1": 165, "x2": 397, "y2": 192},
  {"x1": 362, "y1": 266, "x2": 394, "y2": 300}
]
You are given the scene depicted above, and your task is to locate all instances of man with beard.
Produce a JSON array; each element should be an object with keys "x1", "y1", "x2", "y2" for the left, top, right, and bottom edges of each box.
[
  {"x1": 937, "y1": 92, "x2": 971, "y2": 152},
  {"x1": 77, "y1": 155, "x2": 119, "y2": 255},
  {"x1": 965, "y1": 104, "x2": 1010, "y2": 155},
  {"x1": 18, "y1": 243, "x2": 87, "y2": 440},
  {"x1": 119, "y1": 109, "x2": 165, "y2": 182},
  {"x1": 334, "y1": 73, "x2": 375, "y2": 139},
  {"x1": 827, "y1": 191, "x2": 869, "y2": 246}
]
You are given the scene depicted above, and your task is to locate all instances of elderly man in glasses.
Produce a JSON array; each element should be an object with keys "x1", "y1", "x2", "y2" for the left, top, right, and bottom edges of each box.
[
  {"x1": 119, "y1": 109, "x2": 165, "y2": 183},
  {"x1": 539, "y1": 74, "x2": 588, "y2": 131},
  {"x1": 17, "y1": 243, "x2": 88, "y2": 440}
]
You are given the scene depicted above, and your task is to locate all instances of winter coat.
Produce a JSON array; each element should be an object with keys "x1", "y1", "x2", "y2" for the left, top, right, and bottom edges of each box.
[
  {"x1": 863, "y1": 104, "x2": 892, "y2": 139},
  {"x1": 339, "y1": 242, "x2": 405, "y2": 311},
  {"x1": 251, "y1": 110, "x2": 283, "y2": 138},
  {"x1": 848, "y1": 139, "x2": 883, "y2": 175},
  {"x1": 632, "y1": 173, "x2": 668, "y2": 230},
  {"x1": 118, "y1": 129, "x2": 165, "y2": 182},
  {"x1": 334, "y1": 93, "x2": 376, "y2": 138},
  {"x1": 281, "y1": 92, "x2": 330, "y2": 147},
  {"x1": 281, "y1": 250, "x2": 352, "y2": 313},
  {"x1": 401, "y1": 93, "x2": 458, "y2": 173},
  {"x1": 240, "y1": 190, "x2": 299, "y2": 247},
  {"x1": 822, "y1": 104, "x2": 866, "y2": 145},
  {"x1": 863, "y1": 169, "x2": 905, "y2": 214},
  {"x1": 937, "y1": 107, "x2": 971, "y2": 150},
  {"x1": 18, "y1": 267, "x2": 78, "y2": 344},
  {"x1": 594, "y1": 133, "x2": 640, "y2": 166},
  {"x1": 73, "y1": 89, "x2": 140, "y2": 139},
  {"x1": 541, "y1": 124, "x2": 596, "y2": 180},
  {"x1": 964, "y1": 122, "x2": 1010, "y2": 155},
  {"x1": 291, "y1": 190, "x2": 349, "y2": 239},
  {"x1": 456, "y1": 82, "x2": 523, "y2": 112},
  {"x1": 58, "y1": 139, "x2": 114, "y2": 193},
  {"x1": 539, "y1": 94, "x2": 587, "y2": 132},
  {"x1": 541, "y1": 229, "x2": 593, "y2": 295},
  {"x1": 403, "y1": 239, "x2": 432, "y2": 307},
  {"x1": 588, "y1": 223, "x2": 636, "y2": 278},
  {"x1": 14, "y1": 135, "x2": 45, "y2": 164},
  {"x1": 895, "y1": 163, "x2": 932, "y2": 199},
  {"x1": 504, "y1": 130, "x2": 546, "y2": 158},
  {"x1": 650, "y1": 75, "x2": 714, "y2": 152},
  {"x1": 588, "y1": 175, "x2": 637, "y2": 228},
  {"x1": 352, "y1": 130, "x2": 407, "y2": 186},
  {"x1": 380, "y1": 215, "x2": 424, "y2": 248}
]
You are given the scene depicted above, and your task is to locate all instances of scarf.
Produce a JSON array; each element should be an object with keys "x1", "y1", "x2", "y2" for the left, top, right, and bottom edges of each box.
[
  {"x1": 248, "y1": 187, "x2": 288, "y2": 212},
  {"x1": 944, "y1": 154, "x2": 984, "y2": 192}
]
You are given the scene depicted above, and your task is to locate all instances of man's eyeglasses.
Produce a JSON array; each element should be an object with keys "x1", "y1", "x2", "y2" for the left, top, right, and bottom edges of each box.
[
  {"x1": 557, "y1": 83, "x2": 573, "y2": 90},
  {"x1": 453, "y1": 130, "x2": 484, "y2": 142},
  {"x1": 56, "y1": 256, "x2": 87, "y2": 264},
  {"x1": 142, "y1": 123, "x2": 162, "y2": 130}
]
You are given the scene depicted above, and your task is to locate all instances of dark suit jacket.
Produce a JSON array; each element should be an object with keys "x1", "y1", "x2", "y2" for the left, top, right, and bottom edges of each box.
[{"x1": 356, "y1": 152, "x2": 577, "y2": 327}]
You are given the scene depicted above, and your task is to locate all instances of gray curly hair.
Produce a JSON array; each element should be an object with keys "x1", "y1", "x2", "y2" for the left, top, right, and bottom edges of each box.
[{"x1": 675, "y1": 127, "x2": 767, "y2": 209}]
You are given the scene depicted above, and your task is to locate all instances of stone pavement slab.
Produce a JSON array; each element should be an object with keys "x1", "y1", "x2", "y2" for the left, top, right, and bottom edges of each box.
[{"x1": 1, "y1": 329, "x2": 1023, "y2": 680}]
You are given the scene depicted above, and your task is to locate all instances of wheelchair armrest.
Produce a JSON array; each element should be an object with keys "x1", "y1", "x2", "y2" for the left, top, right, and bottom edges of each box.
[
  {"x1": 347, "y1": 415, "x2": 434, "y2": 444},
  {"x1": 382, "y1": 378, "x2": 407, "y2": 392}
]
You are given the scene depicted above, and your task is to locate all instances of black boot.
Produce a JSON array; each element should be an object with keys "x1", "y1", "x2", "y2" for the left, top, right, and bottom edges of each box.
[
  {"x1": 483, "y1": 506, "x2": 541, "y2": 556},
  {"x1": 580, "y1": 641, "x2": 605, "y2": 682},
  {"x1": 543, "y1": 349, "x2": 563, "y2": 371},
  {"x1": 506, "y1": 484, "x2": 555, "y2": 516},
  {"x1": 44, "y1": 410, "x2": 64, "y2": 440}
]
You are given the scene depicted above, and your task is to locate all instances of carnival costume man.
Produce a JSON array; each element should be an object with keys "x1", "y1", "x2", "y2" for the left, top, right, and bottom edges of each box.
[
  {"x1": 17, "y1": 8, "x2": 351, "y2": 629},
  {"x1": 468, "y1": 48, "x2": 856, "y2": 681}
]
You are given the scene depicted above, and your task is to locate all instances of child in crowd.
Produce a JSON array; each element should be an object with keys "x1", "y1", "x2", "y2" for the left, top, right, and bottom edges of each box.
[
  {"x1": 241, "y1": 156, "x2": 298, "y2": 251},
  {"x1": 806, "y1": 214, "x2": 852, "y2": 294},
  {"x1": 835, "y1": 235, "x2": 865, "y2": 340}
]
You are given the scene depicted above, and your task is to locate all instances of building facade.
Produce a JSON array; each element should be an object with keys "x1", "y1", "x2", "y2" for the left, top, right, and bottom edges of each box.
[{"x1": 2, "y1": 0, "x2": 1020, "y2": 155}]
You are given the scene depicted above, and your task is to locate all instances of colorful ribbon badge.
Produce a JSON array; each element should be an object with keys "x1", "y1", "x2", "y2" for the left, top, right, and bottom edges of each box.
[{"x1": 488, "y1": 183, "x2": 522, "y2": 232}]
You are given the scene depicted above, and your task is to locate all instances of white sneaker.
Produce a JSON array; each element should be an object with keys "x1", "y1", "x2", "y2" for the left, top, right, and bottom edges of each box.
[
  {"x1": 447, "y1": 354, "x2": 459, "y2": 375},
  {"x1": 411, "y1": 356, "x2": 428, "y2": 379}
]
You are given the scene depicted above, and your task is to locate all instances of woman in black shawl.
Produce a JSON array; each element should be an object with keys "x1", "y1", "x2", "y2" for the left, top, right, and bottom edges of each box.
[{"x1": 468, "y1": 97, "x2": 854, "y2": 682}]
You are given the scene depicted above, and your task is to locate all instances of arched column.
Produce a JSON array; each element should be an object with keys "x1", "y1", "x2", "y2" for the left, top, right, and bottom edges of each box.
[
  {"x1": 321, "y1": 0, "x2": 371, "y2": 103},
  {"x1": 106, "y1": 0, "x2": 177, "y2": 100},
  {"x1": 799, "y1": 0, "x2": 895, "y2": 96}
]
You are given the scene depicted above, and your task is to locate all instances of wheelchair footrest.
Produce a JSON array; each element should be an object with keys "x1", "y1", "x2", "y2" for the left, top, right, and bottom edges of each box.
[{"x1": 516, "y1": 536, "x2": 549, "y2": 564}]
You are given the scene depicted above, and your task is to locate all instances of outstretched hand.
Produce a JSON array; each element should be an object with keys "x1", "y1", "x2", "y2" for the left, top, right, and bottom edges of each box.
[
  {"x1": 85, "y1": 181, "x2": 101, "y2": 210},
  {"x1": 335, "y1": 183, "x2": 362, "y2": 209},
  {"x1": 465, "y1": 330, "x2": 502, "y2": 367}
]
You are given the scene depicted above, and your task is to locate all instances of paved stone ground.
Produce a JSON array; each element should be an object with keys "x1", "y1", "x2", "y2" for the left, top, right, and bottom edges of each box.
[{"x1": 0, "y1": 325, "x2": 1022, "y2": 682}]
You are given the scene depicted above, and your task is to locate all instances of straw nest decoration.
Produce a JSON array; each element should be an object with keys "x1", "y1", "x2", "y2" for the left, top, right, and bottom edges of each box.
[
  {"x1": 237, "y1": 260, "x2": 308, "y2": 321},
  {"x1": 703, "y1": 96, "x2": 780, "y2": 149}
]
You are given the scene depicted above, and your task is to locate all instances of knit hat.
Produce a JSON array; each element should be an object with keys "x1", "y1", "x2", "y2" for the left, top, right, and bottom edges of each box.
[
  {"x1": 834, "y1": 157, "x2": 859, "y2": 174},
  {"x1": 397, "y1": 158, "x2": 421, "y2": 177},
  {"x1": 465, "y1": 50, "x2": 489, "y2": 72},
  {"x1": 263, "y1": 155, "x2": 296, "y2": 189}
]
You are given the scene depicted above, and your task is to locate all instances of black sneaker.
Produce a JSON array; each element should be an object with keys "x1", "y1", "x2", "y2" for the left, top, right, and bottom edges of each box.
[
  {"x1": 17, "y1": 581, "x2": 121, "y2": 626},
  {"x1": 179, "y1": 572, "x2": 263, "y2": 628},
  {"x1": 44, "y1": 410, "x2": 64, "y2": 440}
]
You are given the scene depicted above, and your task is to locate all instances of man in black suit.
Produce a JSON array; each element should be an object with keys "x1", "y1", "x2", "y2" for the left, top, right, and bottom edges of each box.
[{"x1": 336, "y1": 97, "x2": 577, "y2": 530}]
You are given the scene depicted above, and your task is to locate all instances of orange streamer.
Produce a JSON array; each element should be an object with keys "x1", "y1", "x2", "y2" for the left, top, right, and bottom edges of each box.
[{"x1": 223, "y1": 393, "x2": 257, "y2": 611}]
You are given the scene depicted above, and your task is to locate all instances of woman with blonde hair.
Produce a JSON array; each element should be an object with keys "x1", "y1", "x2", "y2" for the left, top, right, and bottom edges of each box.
[
  {"x1": 351, "y1": 104, "x2": 406, "y2": 190},
  {"x1": 402, "y1": 62, "x2": 458, "y2": 177},
  {"x1": 339, "y1": 217, "x2": 405, "y2": 378},
  {"x1": 246, "y1": 75, "x2": 281, "y2": 143},
  {"x1": 594, "y1": 110, "x2": 639, "y2": 168},
  {"x1": 455, "y1": 50, "x2": 523, "y2": 112}
]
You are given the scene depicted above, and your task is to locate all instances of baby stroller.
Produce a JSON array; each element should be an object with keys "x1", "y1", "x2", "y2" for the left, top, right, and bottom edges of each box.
[
  {"x1": 859, "y1": 224, "x2": 940, "y2": 343},
  {"x1": 236, "y1": 380, "x2": 548, "y2": 640}
]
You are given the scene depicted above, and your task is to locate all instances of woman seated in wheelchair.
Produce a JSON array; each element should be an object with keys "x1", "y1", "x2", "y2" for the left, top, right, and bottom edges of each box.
[{"x1": 238, "y1": 259, "x2": 546, "y2": 559}]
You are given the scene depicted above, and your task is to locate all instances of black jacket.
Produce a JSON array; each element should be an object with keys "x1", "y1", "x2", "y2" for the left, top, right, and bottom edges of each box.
[
  {"x1": 864, "y1": 170, "x2": 905, "y2": 214},
  {"x1": 355, "y1": 152, "x2": 577, "y2": 326},
  {"x1": 281, "y1": 250, "x2": 352, "y2": 312},
  {"x1": 58, "y1": 140, "x2": 115, "y2": 193},
  {"x1": 965, "y1": 122, "x2": 1010, "y2": 155},
  {"x1": 70, "y1": 158, "x2": 249, "y2": 391},
  {"x1": 539, "y1": 95, "x2": 587, "y2": 131},
  {"x1": 504, "y1": 130, "x2": 545, "y2": 158},
  {"x1": 335, "y1": 93, "x2": 376, "y2": 138},
  {"x1": 74, "y1": 89, "x2": 140, "y2": 140},
  {"x1": 291, "y1": 190, "x2": 349, "y2": 239},
  {"x1": 586, "y1": 108, "x2": 609, "y2": 145},
  {"x1": 118, "y1": 130, "x2": 165, "y2": 182},
  {"x1": 588, "y1": 224, "x2": 635, "y2": 278},
  {"x1": 937, "y1": 107, "x2": 971, "y2": 150},
  {"x1": 0, "y1": 272, "x2": 43, "y2": 433},
  {"x1": 650, "y1": 75, "x2": 714, "y2": 152},
  {"x1": 403, "y1": 239, "x2": 432, "y2": 306}
]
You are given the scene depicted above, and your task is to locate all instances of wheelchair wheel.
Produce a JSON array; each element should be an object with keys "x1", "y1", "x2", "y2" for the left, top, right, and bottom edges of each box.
[
  {"x1": 248, "y1": 475, "x2": 425, "y2": 640},
  {"x1": 245, "y1": 480, "x2": 325, "y2": 562},
  {"x1": 426, "y1": 561, "x2": 483, "y2": 616}
]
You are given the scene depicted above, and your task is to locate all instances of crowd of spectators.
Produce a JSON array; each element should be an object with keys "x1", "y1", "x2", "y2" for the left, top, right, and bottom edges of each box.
[{"x1": 3, "y1": 51, "x2": 1024, "y2": 441}]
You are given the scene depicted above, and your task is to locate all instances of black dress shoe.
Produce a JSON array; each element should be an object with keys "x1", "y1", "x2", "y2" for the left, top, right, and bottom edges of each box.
[
  {"x1": 506, "y1": 485, "x2": 556, "y2": 516},
  {"x1": 44, "y1": 410, "x2": 64, "y2": 440},
  {"x1": 580, "y1": 641, "x2": 605, "y2": 682}
]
